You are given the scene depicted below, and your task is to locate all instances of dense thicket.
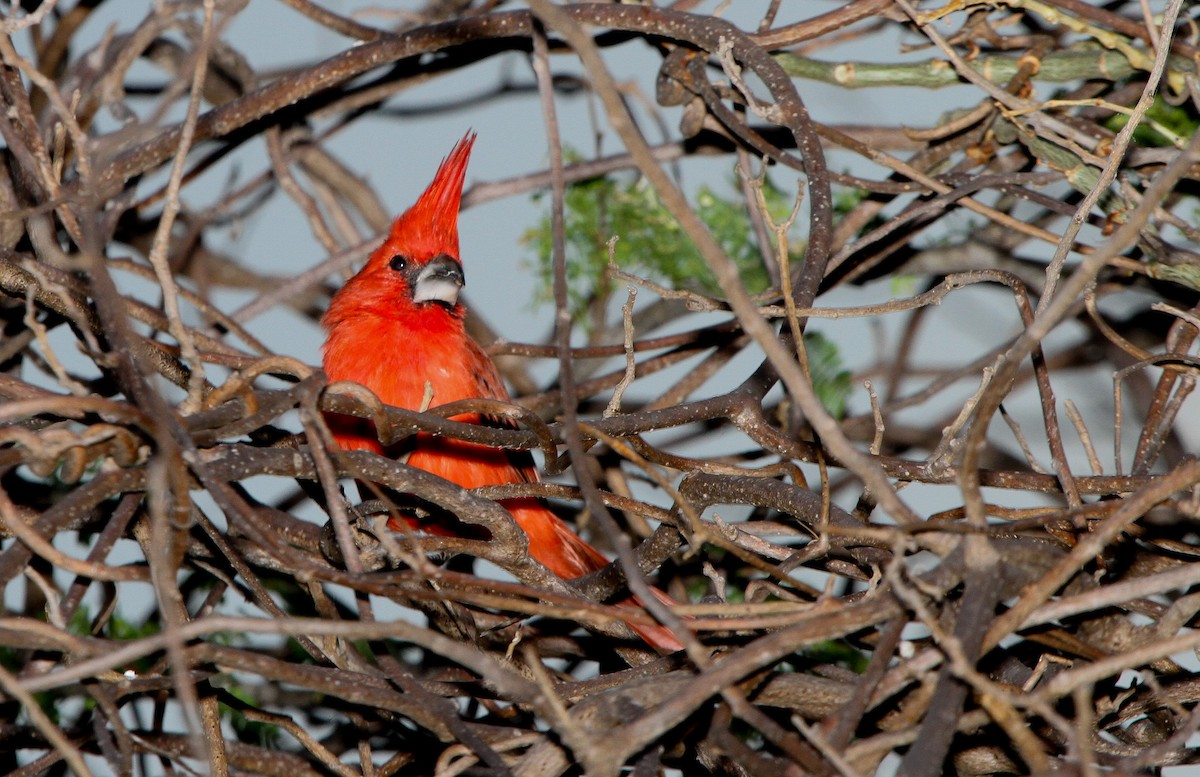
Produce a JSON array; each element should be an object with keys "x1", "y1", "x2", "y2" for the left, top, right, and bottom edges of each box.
[{"x1": 1, "y1": 1, "x2": 1199, "y2": 775}]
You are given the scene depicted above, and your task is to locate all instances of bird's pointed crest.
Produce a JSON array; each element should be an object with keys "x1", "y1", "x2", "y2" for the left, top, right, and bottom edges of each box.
[{"x1": 389, "y1": 132, "x2": 476, "y2": 260}]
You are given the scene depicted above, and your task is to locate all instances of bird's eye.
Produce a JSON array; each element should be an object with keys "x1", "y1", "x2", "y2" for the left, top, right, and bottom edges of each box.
[{"x1": 388, "y1": 255, "x2": 409, "y2": 272}]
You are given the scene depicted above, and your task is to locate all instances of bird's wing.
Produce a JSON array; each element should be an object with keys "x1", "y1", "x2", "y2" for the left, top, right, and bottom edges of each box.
[{"x1": 468, "y1": 339, "x2": 540, "y2": 485}]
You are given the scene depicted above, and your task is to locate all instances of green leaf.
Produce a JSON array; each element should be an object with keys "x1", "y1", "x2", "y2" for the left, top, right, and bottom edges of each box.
[
  {"x1": 804, "y1": 331, "x2": 852, "y2": 419},
  {"x1": 522, "y1": 157, "x2": 794, "y2": 327},
  {"x1": 1104, "y1": 95, "x2": 1199, "y2": 148},
  {"x1": 222, "y1": 702, "x2": 283, "y2": 748},
  {"x1": 1147, "y1": 261, "x2": 1200, "y2": 292},
  {"x1": 803, "y1": 639, "x2": 869, "y2": 673}
]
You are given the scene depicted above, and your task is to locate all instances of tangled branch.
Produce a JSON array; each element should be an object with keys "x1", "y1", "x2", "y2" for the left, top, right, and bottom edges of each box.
[{"x1": 1, "y1": 1, "x2": 1199, "y2": 775}]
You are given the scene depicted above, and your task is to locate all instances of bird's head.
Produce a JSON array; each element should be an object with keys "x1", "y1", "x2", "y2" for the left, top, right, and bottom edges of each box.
[{"x1": 326, "y1": 132, "x2": 476, "y2": 324}]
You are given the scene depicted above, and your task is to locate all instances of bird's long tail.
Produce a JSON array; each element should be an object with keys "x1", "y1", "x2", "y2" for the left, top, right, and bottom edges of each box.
[{"x1": 507, "y1": 498, "x2": 684, "y2": 653}]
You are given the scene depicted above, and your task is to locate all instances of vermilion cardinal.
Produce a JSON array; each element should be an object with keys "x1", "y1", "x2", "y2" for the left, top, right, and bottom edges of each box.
[{"x1": 321, "y1": 133, "x2": 682, "y2": 652}]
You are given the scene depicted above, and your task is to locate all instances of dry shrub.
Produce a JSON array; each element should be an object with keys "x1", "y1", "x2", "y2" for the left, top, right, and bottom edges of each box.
[{"x1": 1, "y1": 1, "x2": 1199, "y2": 775}]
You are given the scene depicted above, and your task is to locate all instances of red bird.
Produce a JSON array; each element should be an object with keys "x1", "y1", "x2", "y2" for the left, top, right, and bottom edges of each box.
[{"x1": 321, "y1": 134, "x2": 682, "y2": 652}]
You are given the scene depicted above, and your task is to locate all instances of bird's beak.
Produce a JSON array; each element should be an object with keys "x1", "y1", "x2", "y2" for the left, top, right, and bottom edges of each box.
[{"x1": 411, "y1": 254, "x2": 465, "y2": 307}]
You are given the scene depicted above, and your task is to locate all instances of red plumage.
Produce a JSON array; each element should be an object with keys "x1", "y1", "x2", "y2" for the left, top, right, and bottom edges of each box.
[{"x1": 321, "y1": 134, "x2": 682, "y2": 652}]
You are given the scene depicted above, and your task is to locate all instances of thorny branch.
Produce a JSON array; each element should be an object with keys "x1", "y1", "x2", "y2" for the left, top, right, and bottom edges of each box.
[{"x1": 0, "y1": 2, "x2": 1199, "y2": 776}]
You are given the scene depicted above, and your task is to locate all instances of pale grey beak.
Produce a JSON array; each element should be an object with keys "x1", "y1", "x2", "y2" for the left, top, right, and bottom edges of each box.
[{"x1": 411, "y1": 254, "x2": 465, "y2": 307}]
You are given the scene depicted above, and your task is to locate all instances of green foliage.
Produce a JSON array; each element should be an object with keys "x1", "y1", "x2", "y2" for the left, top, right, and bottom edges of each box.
[
  {"x1": 523, "y1": 162, "x2": 799, "y2": 325},
  {"x1": 214, "y1": 677, "x2": 285, "y2": 747},
  {"x1": 1105, "y1": 95, "x2": 1199, "y2": 147},
  {"x1": 832, "y1": 183, "x2": 871, "y2": 216},
  {"x1": 774, "y1": 641, "x2": 867, "y2": 675},
  {"x1": 106, "y1": 611, "x2": 161, "y2": 642},
  {"x1": 803, "y1": 639, "x2": 869, "y2": 673},
  {"x1": 1147, "y1": 261, "x2": 1200, "y2": 292},
  {"x1": 804, "y1": 331, "x2": 852, "y2": 419},
  {"x1": 222, "y1": 701, "x2": 283, "y2": 748},
  {"x1": 67, "y1": 603, "x2": 94, "y2": 637},
  {"x1": 832, "y1": 181, "x2": 887, "y2": 242},
  {"x1": 101, "y1": 610, "x2": 163, "y2": 676},
  {"x1": 523, "y1": 158, "x2": 852, "y2": 415},
  {"x1": 890, "y1": 273, "x2": 920, "y2": 297}
]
